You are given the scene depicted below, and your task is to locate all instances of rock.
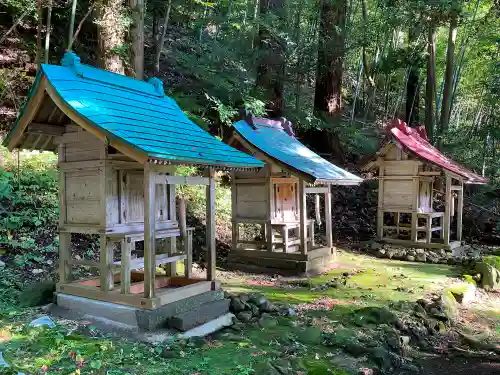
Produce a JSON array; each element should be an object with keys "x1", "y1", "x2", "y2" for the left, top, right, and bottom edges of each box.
[
  {"x1": 386, "y1": 249, "x2": 396, "y2": 259},
  {"x1": 230, "y1": 298, "x2": 246, "y2": 313},
  {"x1": 239, "y1": 294, "x2": 250, "y2": 303},
  {"x1": 475, "y1": 259, "x2": 500, "y2": 291},
  {"x1": 415, "y1": 248, "x2": 425, "y2": 254},
  {"x1": 345, "y1": 343, "x2": 369, "y2": 356},
  {"x1": 416, "y1": 253, "x2": 426, "y2": 263},
  {"x1": 0, "y1": 260, "x2": 5, "y2": 268},
  {"x1": 161, "y1": 346, "x2": 180, "y2": 359},
  {"x1": 259, "y1": 299, "x2": 277, "y2": 313},
  {"x1": 250, "y1": 303, "x2": 260, "y2": 317},
  {"x1": 31, "y1": 269, "x2": 44, "y2": 275},
  {"x1": 359, "y1": 368, "x2": 375, "y2": 375},
  {"x1": 400, "y1": 335, "x2": 410, "y2": 346},
  {"x1": 296, "y1": 326, "x2": 322, "y2": 344},
  {"x1": 413, "y1": 304, "x2": 427, "y2": 318},
  {"x1": 352, "y1": 307, "x2": 398, "y2": 327},
  {"x1": 370, "y1": 242, "x2": 383, "y2": 251},
  {"x1": 258, "y1": 314, "x2": 278, "y2": 328},
  {"x1": 440, "y1": 290, "x2": 459, "y2": 321},
  {"x1": 406, "y1": 255, "x2": 416, "y2": 262},
  {"x1": 447, "y1": 282, "x2": 476, "y2": 305},
  {"x1": 376, "y1": 249, "x2": 386, "y2": 258},
  {"x1": 249, "y1": 293, "x2": 268, "y2": 306},
  {"x1": 283, "y1": 307, "x2": 297, "y2": 317},
  {"x1": 237, "y1": 311, "x2": 253, "y2": 323}
]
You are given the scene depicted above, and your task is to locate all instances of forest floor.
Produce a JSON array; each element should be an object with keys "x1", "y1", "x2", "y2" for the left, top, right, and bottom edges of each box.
[{"x1": 0, "y1": 249, "x2": 499, "y2": 375}]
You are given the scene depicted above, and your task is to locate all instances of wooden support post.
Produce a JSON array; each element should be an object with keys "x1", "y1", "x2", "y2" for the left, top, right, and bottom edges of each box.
[
  {"x1": 282, "y1": 226, "x2": 289, "y2": 253},
  {"x1": 299, "y1": 179, "x2": 307, "y2": 254},
  {"x1": 457, "y1": 181, "x2": 463, "y2": 242},
  {"x1": 143, "y1": 164, "x2": 156, "y2": 298},
  {"x1": 324, "y1": 188, "x2": 333, "y2": 249},
  {"x1": 232, "y1": 222, "x2": 239, "y2": 250},
  {"x1": 99, "y1": 235, "x2": 114, "y2": 292},
  {"x1": 179, "y1": 197, "x2": 188, "y2": 276},
  {"x1": 426, "y1": 216, "x2": 432, "y2": 244},
  {"x1": 231, "y1": 172, "x2": 238, "y2": 251},
  {"x1": 120, "y1": 238, "x2": 131, "y2": 294},
  {"x1": 309, "y1": 220, "x2": 315, "y2": 247},
  {"x1": 377, "y1": 160, "x2": 384, "y2": 239},
  {"x1": 443, "y1": 175, "x2": 452, "y2": 245},
  {"x1": 166, "y1": 237, "x2": 177, "y2": 276},
  {"x1": 266, "y1": 223, "x2": 274, "y2": 252},
  {"x1": 266, "y1": 176, "x2": 274, "y2": 252},
  {"x1": 59, "y1": 232, "x2": 71, "y2": 284},
  {"x1": 206, "y1": 168, "x2": 216, "y2": 281},
  {"x1": 185, "y1": 229, "x2": 193, "y2": 278},
  {"x1": 410, "y1": 176, "x2": 419, "y2": 243}
]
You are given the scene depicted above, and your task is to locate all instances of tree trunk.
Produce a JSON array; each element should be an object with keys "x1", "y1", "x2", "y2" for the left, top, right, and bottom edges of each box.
[
  {"x1": 129, "y1": 0, "x2": 145, "y2": 80},
  {"x1": 155, "y1": 0, "x2": 172, "y2": 74},
  {"x1": 44, "y1": 0, "x2": 52, "y2": 64},
  {"x1": 438, "y1": 13, "x2": 458, "y2": 147},
  {"x1": 405, "y1": 26, "x2": 420, "y2": 126},
  {"x1": 35, "y1": 0, "x2": 42, "y2": 71},
  {"x1": 255, "y1": 0, "x2": 286, "y2": 118},
  {"x1": 313, "y1": 0, "x2": 347, "y2": 116},
  {"x1": 96, "y1": 0, "x2": 126, "y2": 74},
  {"x1": 424, "y1": 25, "x2": 436, "y2": 141}
]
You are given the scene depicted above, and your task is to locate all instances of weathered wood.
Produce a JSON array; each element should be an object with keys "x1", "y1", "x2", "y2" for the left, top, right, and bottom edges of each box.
[
  {"x1": 234, "y1": 178, "x2": 268, "y2": 184},
  {"x1": 5, "y1": 77, "x2": 48, "y2": 151},
  {"x1": 457, "y1": 181, "x2": 463, "y2": 241},
  {"x1": 299, "y1": 179, "x2": 307, "y2": 254},
  {"x1": 281, "y1": 226, "x2": 289, "y2": 253},
  {"x1": 166, "y1": 237, "x2": 177, "y2": 276},
  {"x1": 443, "y1": 175, "x2": 452, "y2": 245},
  {"x1": 206, "y1": 168, "x2": 216, "y2": 281},
  {"x1": 157, "y1": 281, "x2": 213, "y2": 306},
  {"x1": 325, "y1": 188, "x2": 333, "y2": 248},
  {"x1": 59, "y1": 232, "x2": 71, "y2": 284},
  {"x1": 99, "y1": 235, "x2": 114, "y2": 292},
  {"x1": 156, "y1": 175, "x2": 209, "y2": 185},
  {"x1": 305, "y1": 186, "x2": 329, "y2": 194},
  {"x1": 143, "y1": 164, "x2": 157, "y2": 298},
  {"x1": 377, "y1": 159, "x2": 384, "y2": 239},
  {"x1": 29, "y1": 122, "x2": 65, "y2": 136},
  {"x1": 115, "y1": 253, "x2": 186, "y2": 270},
  {"x1": 120, "y1": 238, "x2": 132, "y2": 294},
  {"x1": 185, "y1": 229, "x2": 193, "y2": 278}
]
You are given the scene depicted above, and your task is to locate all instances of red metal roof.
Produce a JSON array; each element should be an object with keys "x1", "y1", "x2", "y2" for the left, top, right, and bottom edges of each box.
[{"x1": 387, "y1": 119, "x2": 488, "y2": 184}]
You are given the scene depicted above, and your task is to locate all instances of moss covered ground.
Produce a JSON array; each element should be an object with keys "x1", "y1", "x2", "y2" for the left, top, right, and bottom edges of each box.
[{"x1": 0, "y1": 251, "x2": 498, "y2": 374}]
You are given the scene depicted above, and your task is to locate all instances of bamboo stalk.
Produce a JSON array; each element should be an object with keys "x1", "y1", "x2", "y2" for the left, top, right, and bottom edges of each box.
[
  {"x1": 68, "y1": 0, "x2": 78, "y2": 50},
  {"x1": 44, "y1": 0, "x2": 52, "y2": 64}
]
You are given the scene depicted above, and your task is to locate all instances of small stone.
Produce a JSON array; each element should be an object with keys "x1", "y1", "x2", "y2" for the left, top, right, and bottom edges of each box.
[
  {"x1": 237, "y1": 311, "x2": 253, "y2": 323},
  {"x1": 283, "y1": 307, "x2": 297, "y2": 317},
  {"x1": 240, "y1": 294, "x2": 250, "y2": 303},
  {"x1": 258, "y1": 315, "x2": 278, "y2": 328},
  {"x1": 406, "y1": 255, "x2": 416, "y2": 262},
  {"x1": 230, "y1": 298, "x2": 246, "y2": 313},
  {"x1": 249, "y1": 293, "x2": 268, "y2": 306},
  {"x1": 250, "y1": 304, "x2": 260, "y2": 317},
  {"x1": 416, "y1": 254, "x2": 426, "y2": 262},
  {"x1": 370, "y1": 242, "x2": 383, "y2": 251},
  {"x1": 447, "y1": 283, "x2": 476, "y2": 305},
  {"x1": 376, "y1": 249, "x2": 386, "y2": 258},
  {"x1": 359, "y1": 368, "x2": 374, "y2": 375},
  {"x1": 400, "y1": 335, "x2": 410, "y2": 346},
  {"x1": 161, "y1": 347, "x2": 180, "y2": 359},
  {"x1": 386, "y1": 249, "x2": 396, "y2": 259},
  {"x1": 31, "y1": 269, "x2": 44, "y2": 275},
  {"x1": 415, "y1": 248, "x2": 425, "y2": 254},
  {"x1": 0, "y1": 260, "x2": 5, "y2": 268}
]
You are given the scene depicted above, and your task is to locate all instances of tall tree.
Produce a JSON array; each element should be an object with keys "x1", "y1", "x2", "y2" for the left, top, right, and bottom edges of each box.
[
  {"x1": 130, "y1": 0, "x2": 145, "y2": 79},
  {"x1": 438, "y1": 11, "x2": 458, "y2": 145},
  {"x1": 424, "y1": 25, "x2": 436, "y2": 141},
  {"x1": 405, "y1": 25, "x2": 421, "y2": 126},
  {"x1": 96, "y1": 0, "x2": 126, "y2": 74},
  {"x1": 155, "y1": 0, "x2": 172, "y2": 73},
  {"x1": 313, "y1": 0, "x2": 347, "y2": 116},
  {"x1": 255, "y1": 0, "x2": 286, "y2": 118}
]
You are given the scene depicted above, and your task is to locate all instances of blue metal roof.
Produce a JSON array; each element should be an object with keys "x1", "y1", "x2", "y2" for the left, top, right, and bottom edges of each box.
[
  {"x1": 233, "y1": 118, "x2": 362, "y2": 184},
  {"x1": 4, "y1": 52, "x2": 264, "y2": 169}
]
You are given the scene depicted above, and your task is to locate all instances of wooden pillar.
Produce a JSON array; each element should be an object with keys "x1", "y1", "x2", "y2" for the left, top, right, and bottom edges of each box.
[
  {"x1": 179, "y1": 198, "x2": 191, "y2": 278},
  {"x1": 231, "y1": 173, "x2": 238, "y2": 250},
  {"x1": 299, "y1": 179, "x2": 307, "y2": 254},
  {"x1": 324, "y1": 187, "x2": 333, "y2": 249},
  {"x1": 99, "y1": 235, "x2": 114, "y2": 292},
  {"x1": 457, "y1": 181, "x2": 464, "y2": 242},
  {"x1": 143, "y1": 164, "x2": 156, "y2": 298},
  {"x1": 266, "y1": 176, "x2": 274, "y2": 252},
  {"x1": 377, "y1": 160, "x2": 384, "y2": 239},
  {"x1": 443, "y1": 175, "x2": 452, "y2": 245},
  {"x1": 120, "y1": 238, "x2": 131, "y2": 294},
  {"x1": 206, "y1": 168, "x2": 216, "y2": 281},
  {"x1": 59, "y1": 232, "x2": 71, "y2": 284}
]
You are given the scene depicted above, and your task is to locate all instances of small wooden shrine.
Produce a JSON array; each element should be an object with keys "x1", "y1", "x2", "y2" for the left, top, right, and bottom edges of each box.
[
  {"x1": 3, "y1": 52, "x2": 263, "y2": 330},
  {"x1": 226, "y1": 115, "x2": 363, "y2": 275},
  {"x1": 363, "y1": 119, "x2": 487, "y2": 250}
]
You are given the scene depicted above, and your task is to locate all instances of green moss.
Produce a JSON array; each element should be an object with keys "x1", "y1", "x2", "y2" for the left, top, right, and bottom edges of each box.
[
  {"x1": 483, "y1": 256, "x2": 500, "y2": 271},
  {"x1": 462, "y1": 274, "x2": 477, "y2": 285}
]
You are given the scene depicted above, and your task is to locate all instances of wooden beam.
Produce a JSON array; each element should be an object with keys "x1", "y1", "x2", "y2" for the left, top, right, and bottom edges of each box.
[
  {"x1": 156, "y1": 175, "x2": 210, "y2": 185},
  {"x1": 205, "y1": 168, "x2": 216, "y2": 281},
  {"x1": 99, "y1": 235, "x2": 114, "y2": 292},
  {"x1": 266, "y1": 177, "x2": 274, "y2": 252},
  {"x1": 457, "y1": 180, "x2": 463, "y2": 241},
  {"x1": 451, "y1": 185, "x2": 463, "y2": 191},
  {"x1": 443, "y1": 175, "x2": 452, "y2": 245},
  {"x1": 305, "y1": 186, "x2": 329, "y2": 194},
  {"x1": 234, "y1": 178, "x2": 268, "y2": 184},
  {"x1": 28, "y1": 122, "x2": 65, "y2": 136},
  {"x1": 185, "y1": 229, "x2": 193, "y2": 279},
  {"x1": 325, "y1": 187, "x2": 333, "y2": 249},
  {"x1": 299, "y1": 179, "x2": 307, "y2": 254},
  {"x1": 143, "y1": 164, "x2": 157, "y2": 298},
  {"x1": 157, "y1": 281, "x2": 213, "y2": 306},
  {"x1": 114, "y1": 253, "x2": 186, "y2": 270}
]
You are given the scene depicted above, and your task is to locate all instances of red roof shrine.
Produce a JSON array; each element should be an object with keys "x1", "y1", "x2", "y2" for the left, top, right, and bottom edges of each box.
[{"x1": 385, "y1": 119, "x2": 487, "y2": 184}]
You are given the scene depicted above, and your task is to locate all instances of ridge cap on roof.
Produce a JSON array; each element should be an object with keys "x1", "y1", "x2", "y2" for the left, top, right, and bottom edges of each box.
[{"x1": 59, "y1": 51, "x2": 166, "y2": 98}]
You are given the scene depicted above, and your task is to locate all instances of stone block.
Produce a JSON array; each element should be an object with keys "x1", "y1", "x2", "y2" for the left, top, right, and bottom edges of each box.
[{"x1": 168, "y1": 299, "x2": 230, "y2": 331}]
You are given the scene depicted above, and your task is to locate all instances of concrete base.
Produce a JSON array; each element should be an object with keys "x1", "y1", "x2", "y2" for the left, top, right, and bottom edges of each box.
[
  {"x1": 227, "y1": 251, "x2": 335, "y2": 276},
  {"x1": 57, "y1": 288, "x2": 227, "y2": 331}
]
